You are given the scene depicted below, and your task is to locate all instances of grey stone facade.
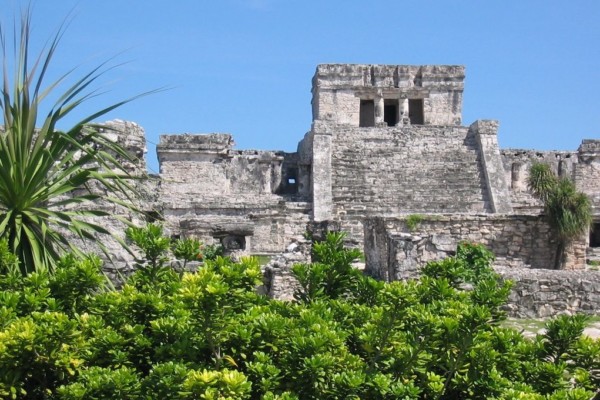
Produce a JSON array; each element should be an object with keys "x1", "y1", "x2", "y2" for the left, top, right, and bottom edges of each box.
[
  {"x1": 497, "y1": 267, "x2": 600, "y2": 318},
  {"x1": 364, "y1": 215, "x2": 560, "y2": 282},
  {"x1": 153, "y1": 64, "x2": 599, "y2": 267},
  {"x1": 362, "y1": 215, "x2": 600, "y2": 317},
  {"x1": 157, "y1": 133, "x2": 311, "y2": 255},
  {"x1": 96, "y1": 64, "x2": 600, "y2": 315}
]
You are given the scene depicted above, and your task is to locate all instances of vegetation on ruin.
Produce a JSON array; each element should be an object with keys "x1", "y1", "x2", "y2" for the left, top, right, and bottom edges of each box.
[
  {"x1": 528, "y1": 162, "x2": 592, "y2": 269},
  {"x1": 405, "y1": 214, "x2": 424, "y2": 232},
  {"x1": 0, "y1": 225, "x2": 598, "y2": 399},
  {"x1": 0, "y1": 9, "x2": 153, "y2": 274}
]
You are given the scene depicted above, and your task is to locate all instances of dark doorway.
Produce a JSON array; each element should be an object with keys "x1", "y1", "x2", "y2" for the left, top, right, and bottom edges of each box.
[
  {"x1": 590, "y1": 223, "x2": 600, "y2": 247},
  {"x1": 221, "y1": 235, "x2": 246, "y2": 251},
  {"x1": 275, "y1": 168, "x2": 299, "y2": 195},
  {"x1": 384, "y1": 100, "x2": 398, "y2": 127},
  {"x1": 408, "y1": 99, "x2": 424, "y2": 125},
  {"x1": 359, "y1": 100, "x2": 375, "y2": 127}
]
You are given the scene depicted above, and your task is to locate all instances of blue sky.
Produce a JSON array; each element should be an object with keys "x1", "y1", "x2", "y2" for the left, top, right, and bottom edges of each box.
[{"x1": 3, "y1": 0, "x2": 599, "y2": 173}]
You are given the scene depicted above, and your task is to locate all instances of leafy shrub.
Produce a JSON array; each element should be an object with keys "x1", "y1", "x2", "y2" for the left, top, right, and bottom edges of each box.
[
  {"x1": 0, "y1": 227, "x2": 598, "y2": 399},
  {"x1": 292, "y1": 231, "x2": 362, "y2": 302},
  {"x1": 202, "y1": 243, "x2": 225, "y2": 261},
  {"x1": 57, "y1": 366, "x2": 142, "y2": 399},
  {"x1": 126, "y1": 224, "x2": 172, "y2": 271},
  {"x1": 0, "y1": 239, "x2": 19, "y2": 274}
]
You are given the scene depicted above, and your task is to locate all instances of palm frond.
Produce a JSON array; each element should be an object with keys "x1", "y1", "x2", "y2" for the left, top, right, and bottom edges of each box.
[
  {"x1": 0, "y1": 9, "x2": 156, "y2": 274},
  {"x1": 545, "y1": 178, "x2": 593, "y2": 241},
  {"x1": 527, "y1": 162, "x2": 557, "y2": 202}
]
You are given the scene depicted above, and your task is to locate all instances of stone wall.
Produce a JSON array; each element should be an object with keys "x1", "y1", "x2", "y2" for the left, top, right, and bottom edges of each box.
[
  {"x1": 157, "y1": 134, "x2": 311, "y2": 254},
  {"x1": 170, "y1": 201, "x2": 311, "y2": 254},
  {"x1": 59, "y1": 120, "x2": 155, "y2": 274},
  {"x1": 473, "y1": 121, "x2": 512, "y2": 213},
  {"x1": 501, "y1": 149, "x2": 578, "y2": 213},
  {"x1": 497, "y1": 266, "x2": 600, "y2": 318},
  {"x1": 501, "y1": 142, "x2": 600, "y2": 216},
  {"x1": 158, "y1": 134, "x2": 309, "y2": 205},
  {"x1": 576, "y1": 140, "x2": 600, "y2": 212},
  {"x1": 312, "y1": 64, "x2": 464, "y2": 126},
  {"x1": 364, "y1": 215, "x2": 596, "y2": 317},
  {"x1": 364, "y1": 215, "x2": 574, "y2": 282},
  {"x1": 326, "y1": 125, "x2": 491, "y2": 242}
]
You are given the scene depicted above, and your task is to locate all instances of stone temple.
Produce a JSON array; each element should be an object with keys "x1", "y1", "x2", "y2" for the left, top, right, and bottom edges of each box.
[{"x1": 109, "y1": 64, "x2": 600, "y2": 316}]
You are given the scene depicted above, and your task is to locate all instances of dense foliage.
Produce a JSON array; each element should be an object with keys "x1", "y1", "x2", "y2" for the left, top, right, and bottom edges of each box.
[{"x1": 0, "y1": 228, "x2": 598, "y2": 399}]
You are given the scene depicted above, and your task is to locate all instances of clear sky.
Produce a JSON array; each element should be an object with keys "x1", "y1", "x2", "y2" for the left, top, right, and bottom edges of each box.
[{"x1": 2, "y1": 0, "x2": 599, "y2": 173}]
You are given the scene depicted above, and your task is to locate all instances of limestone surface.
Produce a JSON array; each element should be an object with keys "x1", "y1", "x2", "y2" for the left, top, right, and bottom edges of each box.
[{"x1": 71, "y1": 65, "x2": 600, "y2": 317}]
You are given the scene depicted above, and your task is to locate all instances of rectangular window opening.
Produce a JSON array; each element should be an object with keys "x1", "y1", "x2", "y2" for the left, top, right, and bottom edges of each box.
[
  {"x1": 359, "y1": 100, "x2": 375, "y2": 127},
  {"x1": 384, "y1": 100, "x2": 398, "y2": 127},
  {"x1": 590, "y1": 223, "x2": 600, "y2": 248},
  {"x1": 276, "y1": 168, "x2": 299, "y2": 195},
  {"x1": 408, "y1": 99, "x2": 424, "y2": 125},
  {"x1": 221, "y1": 235, "x2": 246, "y2": 251}
]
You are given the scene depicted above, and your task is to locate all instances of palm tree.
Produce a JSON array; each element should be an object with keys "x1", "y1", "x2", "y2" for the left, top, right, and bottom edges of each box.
[
  {"x1": 0, "y1": 9, "x2": 150, "y2": 274},
  {"x1": 528, "y1": 162, "x2": 592, "y2": 269}
]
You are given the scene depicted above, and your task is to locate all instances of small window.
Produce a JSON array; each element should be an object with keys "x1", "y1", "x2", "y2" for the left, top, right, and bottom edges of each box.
[
  {"x1": 275, "y1": 168, "x2": 299, "y2": 195},
  {"x1": 384, "y1": 99, "x2": 398, "y2": 127},
  {"x1": 590, "y1": 223, "x2": 600, "y2": 248},
  {"x1": 359, "y1": 100, "x2": 375, "y2": 127},
  {"x1": 221, "y1": 235, "x2": 246, "y2": 251},
  {"x1": 284, "y1": 175, "x2": 298, "y2": 194},
  {"x1": 408, "y1": 99, "x2": 424, "y2": 125}
]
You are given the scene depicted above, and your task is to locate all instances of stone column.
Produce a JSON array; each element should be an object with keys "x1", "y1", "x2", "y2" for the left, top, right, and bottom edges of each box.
[
  {"x1": 575, "y1": 139, "x2": 600, "y2": 210},
  {"x1": 258, "y1": 159, "x2": 272, "y2": 193},
  {"x1": 400, "y1": 98, "x2": 409, "y2": 125},
  {"x1": 374, "y1": 93, "x2": 384, "y2": 127},
  {"x1": 270, "y1": 160, "x2": 283, "y2": 194},
  {"x1": 311, "y1": 122, "x2": 333, "y2": 221},
  {"x1": 510, "y1": 162, "x2": 525, "y2": 190},
  {"x1": 297, "y1": 164, "x2": 311, "y2": 197}
]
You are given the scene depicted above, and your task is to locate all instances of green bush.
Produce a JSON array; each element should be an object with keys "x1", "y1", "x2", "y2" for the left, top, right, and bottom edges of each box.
[
  {"x1": 292, "y1": 232, "x2": 362, "y2": 302},
  {"x1": 0, "y1": 226, "x2": 598, "y2": 399}
]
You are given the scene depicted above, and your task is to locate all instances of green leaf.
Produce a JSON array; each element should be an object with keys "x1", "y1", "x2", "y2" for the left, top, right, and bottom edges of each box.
[{"x1": 0, "y1": 9, "x2": 158, "y2": 274}]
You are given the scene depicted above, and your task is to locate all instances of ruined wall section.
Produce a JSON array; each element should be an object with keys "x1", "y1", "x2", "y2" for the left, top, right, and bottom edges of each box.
[
  {"x1": 575, "y1": 140, "x2": 600, "y2": 213},
  {"x1": 501, "y1": 149, "x2": 578, "y2": 213},
  {"x1": 364, "y1": 215, "x2": 559, "y2": 282},
  {"x1": 157, "y1": 134, "x2": 311, "y2": 254},
  {"x1": 312, "y1": 64, "x2": 464, "y2": 126},
  {"x1": 328, "y1": 125, "x2": 491, "y2": 241},
  {"x1": 497, "y1": 267, "x2": 600, "y2": 318},
  {"x1": 363, "y1": 215, "x2": 593, "y2": 317},
  {"x1": 58, "y1": 120, "x2": 155, "y2": 274}
]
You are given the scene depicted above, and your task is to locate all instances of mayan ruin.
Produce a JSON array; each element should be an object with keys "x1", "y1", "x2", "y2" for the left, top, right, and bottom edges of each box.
[
  {"x1": 104, "y1": 64, "x2": 600, "y2": 317},
  {"x1": 4, "y1": 0, "x2": 600, "y2": 394}
]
